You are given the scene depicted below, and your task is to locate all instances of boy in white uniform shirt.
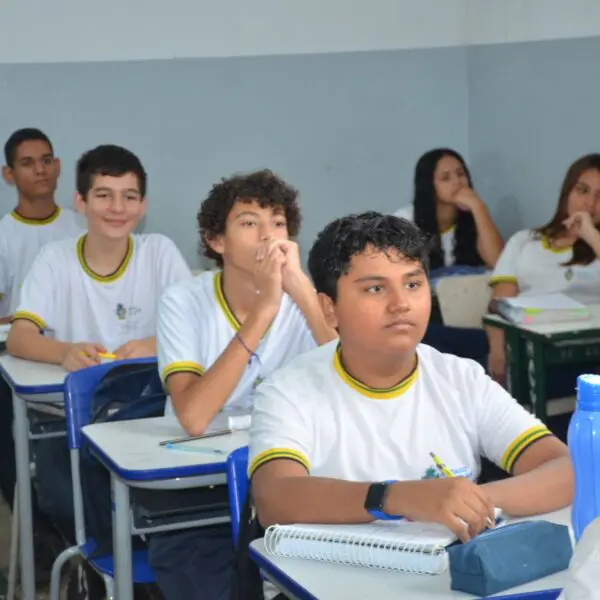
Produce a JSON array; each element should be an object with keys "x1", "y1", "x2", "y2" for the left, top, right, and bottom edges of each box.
[
  {"x1": 6, "y1": 145, "x2": 190, "y2": 587},
  {"x1": 0, "y1": 128, "x2": 82, "y2": 323},
  {"x1": 250, "y1": 212, "x2": 572, "y2": 547},
  {"x1": 150, "y1": 169, "x2": 336, "y2": 600},
  {"x1": 8, "y1": 144, "x2": 190, "y2": 365},
  {"x1": 0, "y1": 128, "x2": 82, "y2": 579}
]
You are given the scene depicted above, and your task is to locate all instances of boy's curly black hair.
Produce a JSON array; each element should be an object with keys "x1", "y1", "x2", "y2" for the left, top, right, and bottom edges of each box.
[
  {"x1": 198, "y1": 169, "x2": 302, "y2": 267},
  {"x1": 308, "y1": 211, "x2": 430, "y2": 301}
]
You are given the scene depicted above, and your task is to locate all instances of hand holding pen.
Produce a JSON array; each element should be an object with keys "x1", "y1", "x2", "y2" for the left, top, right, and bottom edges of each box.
[{"x1": 430, "y1": 451, "x2": 496, "y2": 530}]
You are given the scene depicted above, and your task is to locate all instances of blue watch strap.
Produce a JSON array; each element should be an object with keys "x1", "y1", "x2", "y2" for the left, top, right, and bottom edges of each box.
[{"x1": 367, "y1": 508, "x2": 403, "y2": 521}]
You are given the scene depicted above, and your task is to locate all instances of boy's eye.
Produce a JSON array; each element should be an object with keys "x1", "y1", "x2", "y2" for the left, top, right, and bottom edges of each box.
[
  {"x1": 406, "y1": 281, "x2": 421, "y2": 290},
  {"x1": 366, "y1": 285, "x2": 383, "y2": 293},
  {"x1": 275, "y1": 220, "x2": 287, "y2": 228},
  {"x1": 241, "y1": 220, "x2": 257, "y2": 227}
]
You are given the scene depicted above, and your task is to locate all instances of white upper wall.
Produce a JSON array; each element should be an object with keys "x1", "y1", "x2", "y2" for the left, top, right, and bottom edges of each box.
[
  {"x1": 465, "y1": 0, "x2": 600, "y2": 46},
  {"x1": 1, "y1": 0, "x2": 599, "y2": 64},
  {"x1": 0, "y1": 0, "x2": 467, "y2": 64}
]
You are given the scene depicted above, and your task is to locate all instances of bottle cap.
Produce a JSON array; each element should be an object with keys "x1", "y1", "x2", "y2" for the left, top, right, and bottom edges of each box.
[{"x1": 577, "y1": 374, "x2": 600, "y2": 411}]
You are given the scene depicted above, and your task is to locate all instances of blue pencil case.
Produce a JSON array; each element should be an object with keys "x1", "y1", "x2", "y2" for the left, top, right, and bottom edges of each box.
[{"x1": 447, "y1": 520, "x2": 572, "y2": 597}]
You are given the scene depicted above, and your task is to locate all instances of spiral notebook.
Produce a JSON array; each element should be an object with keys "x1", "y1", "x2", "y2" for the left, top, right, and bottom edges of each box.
[{"x1": 264, "y1": 512, "x2": 504, "y2": 575}]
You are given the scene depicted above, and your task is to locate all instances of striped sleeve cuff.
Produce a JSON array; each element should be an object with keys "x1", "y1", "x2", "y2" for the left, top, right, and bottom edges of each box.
[
  {"x1": 500, "y1": 425, "x2": 553, "y2": 473},
  {"x1": 12, "y1": 311, "x2": 45, "y2": 330},
  {"x1": 249, "y1": 447, "x2": 310, "y2": 478},
  {"x1": 161, "y1": 361, "x2": 204, "y2": 384},
  {"x1": 489, "y1": 275, "x2": 518, "y2": 286}
]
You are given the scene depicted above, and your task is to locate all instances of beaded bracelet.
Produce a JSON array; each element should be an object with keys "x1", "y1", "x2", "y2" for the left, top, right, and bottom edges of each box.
[{"x1": 235, "y1": 332, "x2": 261, "y2": 366}]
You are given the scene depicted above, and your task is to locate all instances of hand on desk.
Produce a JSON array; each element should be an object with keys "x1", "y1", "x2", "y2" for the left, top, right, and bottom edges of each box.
[
  {"x1": 113, "y1": 337, "x2": 156, "y2": 359},
  {"x1": 387, "y1": 477, "x2": 495, "y2": 543},
  {"x1": 62, "y1": 342, "x2": 107, "y2": 371}
]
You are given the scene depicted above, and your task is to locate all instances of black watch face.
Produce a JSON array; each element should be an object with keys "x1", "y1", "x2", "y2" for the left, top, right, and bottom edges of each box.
[{"x1": 365, "y1": 482, "x2": 387, "y2": 511}]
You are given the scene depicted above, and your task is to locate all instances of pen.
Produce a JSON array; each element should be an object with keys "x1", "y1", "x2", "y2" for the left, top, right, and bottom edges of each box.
[
  {"x1": 429, "y1": 451, "x2": 494, "y2": 528},
  {"x1": 159, "y1": 428, "x2": 232, "y2": 446},
  {"x1": 429, "y1": 452, "x2": 454, "y2": 478},
  {"x1": 165, "y1": 444, "x2": 226, "y2": 455}
]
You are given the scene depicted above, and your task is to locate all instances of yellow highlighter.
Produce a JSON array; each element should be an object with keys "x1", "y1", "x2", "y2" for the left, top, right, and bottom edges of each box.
[
  {"x1": 429, "y1": 451, "x2": 455, "y2": 478},
  {"x1": 98, "y1": 352, "x2": 117, "y2": 361},
  {"x1": 430, "y1": 451, "x2": 495, "y2": 528}
]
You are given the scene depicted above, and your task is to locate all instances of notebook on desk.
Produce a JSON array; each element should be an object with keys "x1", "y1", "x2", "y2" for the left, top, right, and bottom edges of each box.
[
  {"x1": 264, "y1": 510, "x2": 504, "y2": 575},
  {"x1": 495, "y1": 293, "x2": 589, "y2": 325}
]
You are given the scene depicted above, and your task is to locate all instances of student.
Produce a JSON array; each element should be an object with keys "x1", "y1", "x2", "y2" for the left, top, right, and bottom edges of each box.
[
  {"x1": 0, "y1": 128, "x2": 82, "y2": 323},
  {"x1": 0, "y1": 127, "x2": 82, "y2": 580},
  {"x1": 488, "y1": 153, "x2": 600, "y2": 405},
  {"x1": 149, "y1": 169, "x2": 336, "y2": 600},
  {"x1": 395, "y1": 148, "x2": 503, "y2": 269},
  {"x1": 6, "y1": 144, "x2": 191, "y2": 594},
  {"x1": 249, "y1": 212, "x2": 572, "y2": 541},
  {"x1": 397, "y1": 148, "x2": 504, "y2": 363}
]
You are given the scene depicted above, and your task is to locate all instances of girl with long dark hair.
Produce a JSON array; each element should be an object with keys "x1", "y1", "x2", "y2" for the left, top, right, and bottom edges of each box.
[
  {"x1": 396, "y1": 148, "x2": 503, "y2": 269},
  {"x1": 396, "y1": 148, "x2": 504, "y2": 363}
]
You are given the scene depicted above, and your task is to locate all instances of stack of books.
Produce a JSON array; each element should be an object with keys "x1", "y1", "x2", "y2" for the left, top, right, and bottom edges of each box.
[{"x1": 495, "y1": 293, "x2": 590, "y2": 325}]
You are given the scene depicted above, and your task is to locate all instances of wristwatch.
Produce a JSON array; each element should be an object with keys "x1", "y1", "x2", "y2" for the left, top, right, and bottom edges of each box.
[{"x1": 364, "y1": 480, "x2": 402, "y2": 520}]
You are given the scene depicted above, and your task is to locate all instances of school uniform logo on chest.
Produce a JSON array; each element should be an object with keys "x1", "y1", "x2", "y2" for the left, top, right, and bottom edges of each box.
[
  {"x1": 115, "y1": 303, "x2": 142, "y2": 320},
  {"x1": 422, "y1": 463, "x2": 473, "y2": 480}
]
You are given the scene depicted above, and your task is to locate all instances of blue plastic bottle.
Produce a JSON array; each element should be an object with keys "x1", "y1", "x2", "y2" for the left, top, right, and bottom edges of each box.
[{"x1": 568, "y1": 374, "x2": 600, "y2": 541}]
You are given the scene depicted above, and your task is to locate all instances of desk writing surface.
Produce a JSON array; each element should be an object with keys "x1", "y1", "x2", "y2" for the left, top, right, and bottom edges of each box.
[
  {"x1": 484, "y1": 303, "x2": 600, "y2": 338},
  {"x1": 251, "y1": 508, "x2": 570, "y2": 600},
  {"x1": 0, "y1": 354, "x2": 66, "y2": 392},
  {"x1": 83, "y1": 416, "x2": 249, "y2": 481}
]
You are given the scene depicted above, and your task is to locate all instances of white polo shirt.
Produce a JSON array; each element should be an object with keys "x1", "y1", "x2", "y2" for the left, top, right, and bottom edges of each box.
[
  {"x1": 14, "y1": 233, "x2": 191, "y2": 351},
  {"x1": 157, "y1": 270, "x2": 317, "y2": 415},
  {"x1": 0, "y1": 207, "x2": 82, "y2": 315},
  {"x1": 249, "y1": 341, "x2": 552, "y2": 481},
  {"x1": 490, "y1": 229, "x2": 600, "y2": 304},
  {"x1": 394, "y1": 204, "x2": 455, "y2": 266}
]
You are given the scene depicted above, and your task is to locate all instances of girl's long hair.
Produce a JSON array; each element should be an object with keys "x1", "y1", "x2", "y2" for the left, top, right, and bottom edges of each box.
[
  {"x1": 412, "y1": 148, "x2": 483, "y2": 270},
  {"x1": 534, "y1": 153, "x2": 600, "y2": 267}
]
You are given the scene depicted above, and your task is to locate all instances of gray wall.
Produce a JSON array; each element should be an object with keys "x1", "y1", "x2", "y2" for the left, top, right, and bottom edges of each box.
[
  {"x1": 0, "y1": 47, "x2": 470, "y2": 266},
  {"x1": 467, "y1": 35, "x2": 600, "y2": 237}
]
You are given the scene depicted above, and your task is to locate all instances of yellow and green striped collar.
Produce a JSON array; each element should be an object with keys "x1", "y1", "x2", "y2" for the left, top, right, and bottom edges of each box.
[
  {"x1": 11, "y1": 206, "x2": 61, "y2": 225},
  {"x1": 333, "y1": 344, "x2": 418, "y2": 400},
  {"x1": 77, "y1": 234, "x2": 133, "y2": 283},
  {"x1": 213, "y1": 271, "x2": 241, "y2": 331},
  {"x1": 541, "y1": 236, "x2": 572, "y2": 254}
]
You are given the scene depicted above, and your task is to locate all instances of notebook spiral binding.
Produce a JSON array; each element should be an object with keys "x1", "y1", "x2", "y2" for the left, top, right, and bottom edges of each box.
[{"x1": 264, "y1": 525, "x2": 448, "y2": 574}]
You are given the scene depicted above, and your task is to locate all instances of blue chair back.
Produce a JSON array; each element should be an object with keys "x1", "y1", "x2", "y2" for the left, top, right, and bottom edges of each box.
[
  {"x1": 226, "y1": 446, "x2": 249, "y2": 545},
  {"x1": 64, "y1": 357, "x2": 158, "y2": 450}
]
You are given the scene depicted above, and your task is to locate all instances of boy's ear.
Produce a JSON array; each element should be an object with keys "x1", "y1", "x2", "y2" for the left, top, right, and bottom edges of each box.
[
  {"x1": 74, "y1": 192, "x2": 87, "y2": 215},
  {"x1": 205, "y1": 233, "x2": 225, "y2": 258},
  {"x1": 317, "y1": 293, "x2": 338, "y2": 329},
  {"x1": 2, "y1": 166, "x2": 15, "y2": 187}
]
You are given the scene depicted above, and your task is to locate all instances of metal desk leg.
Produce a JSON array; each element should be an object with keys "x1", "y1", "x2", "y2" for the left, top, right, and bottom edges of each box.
[
  {"x1": 526, "y1": 340, "x2": 548, "y2": 423},
  {"x1": 12, "y1": 393, "x2": 35, "y2": 600},
  {"x1": 111, "y1": 474, "x2": 133, "y2": 600}
]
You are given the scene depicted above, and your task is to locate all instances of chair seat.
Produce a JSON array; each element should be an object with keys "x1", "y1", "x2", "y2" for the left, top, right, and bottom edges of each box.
[{"x1": 80, "y1": 540, "x2": 155, "y2": 583}]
